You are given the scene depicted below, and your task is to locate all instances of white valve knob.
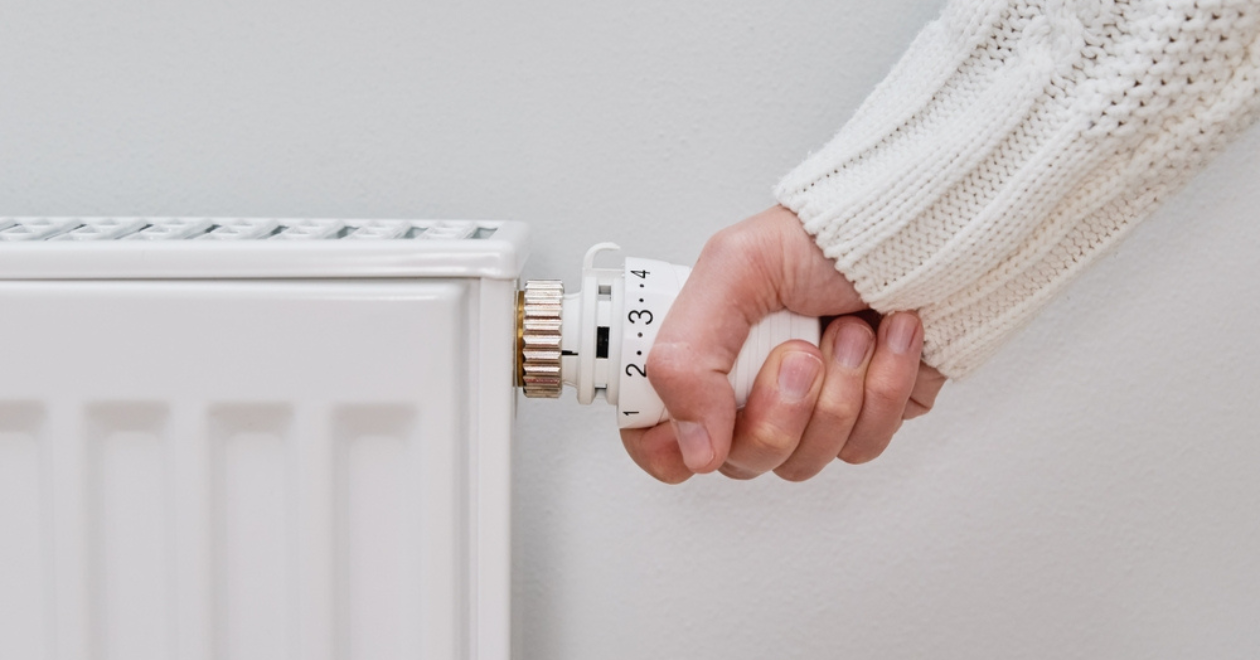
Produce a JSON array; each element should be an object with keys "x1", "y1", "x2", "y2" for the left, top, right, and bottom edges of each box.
[{"x1": 519, "y1": 243, "x2": 820, "y2": 429}]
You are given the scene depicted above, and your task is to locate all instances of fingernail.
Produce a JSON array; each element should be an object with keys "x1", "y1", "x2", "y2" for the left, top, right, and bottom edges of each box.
[
  {"x1": 778, "y1": 352, "x2": 821, "y2": 401},
  {"x1": 834, "y1": 323, "x2": 872, "y2": 369},
  {"x1": 887, "y1": 313, "x2": 919, "y2": 355},
  {"x1": 673, "y1": 420, "x2": 714, "y2": 471}
]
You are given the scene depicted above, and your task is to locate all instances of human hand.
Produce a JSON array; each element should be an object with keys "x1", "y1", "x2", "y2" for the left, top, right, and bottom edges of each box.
[{"x1": 620, "y1": 206, "x2": 946, "y2": 483}]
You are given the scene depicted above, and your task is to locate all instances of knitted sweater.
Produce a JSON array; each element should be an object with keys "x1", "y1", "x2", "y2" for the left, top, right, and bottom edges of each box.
[{"x1": 776, "y1": 0, "x2": 1260, "y2": 378}]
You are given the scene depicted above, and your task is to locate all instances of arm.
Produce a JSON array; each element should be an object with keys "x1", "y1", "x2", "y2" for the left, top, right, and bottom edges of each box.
[{"x1": 625, "y1": 0, "x2": 1260, "y2": 482}]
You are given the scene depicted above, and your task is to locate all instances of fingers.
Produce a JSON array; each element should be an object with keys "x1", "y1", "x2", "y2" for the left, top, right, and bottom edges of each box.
[
  {"x1": 720, "y1": 340, "x2": 826, "y2": 479},
  {"x1": 839, "y1": 312, "x2": 924, "y2": 464},
  {"x1": 905, "y1": 362, "x2": 947, "y2": 420},
  {"x1": 772, "y1": 317, "x2": 875, "y2": 481},
  {"x1": 625, "y1": 310, "x2": 940, "y2": 483}
]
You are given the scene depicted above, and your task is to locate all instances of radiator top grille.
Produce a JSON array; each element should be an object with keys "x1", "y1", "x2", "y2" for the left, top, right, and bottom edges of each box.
[
  {"x1": 0, "y1": 218, "x2": 498, "y2": 242},
  {"x1": 0, "y1": 217, "x2": 527, "y2": 280}
]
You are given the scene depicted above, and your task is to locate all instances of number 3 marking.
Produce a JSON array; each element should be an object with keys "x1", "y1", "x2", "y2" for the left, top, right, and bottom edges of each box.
[{"x1": 628, "y1": 310, "x2": 653, "y2": 325}]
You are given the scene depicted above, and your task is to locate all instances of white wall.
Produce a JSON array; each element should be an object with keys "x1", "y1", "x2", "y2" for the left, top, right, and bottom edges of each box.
[{"x1": 3, "y1": 1, "x2": 1258, "y2": 658}]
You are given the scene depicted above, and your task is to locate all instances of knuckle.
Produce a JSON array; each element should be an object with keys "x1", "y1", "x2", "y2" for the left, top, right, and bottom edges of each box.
[
  {"x1": 645, "y1": 342, "x2": 693, "y2": 391},
  {"x1": 838, "y1": 419, "x2": 902, "y2": 465},
  {"x1": 652, "y1": 468, "x2": 693, "y2": 485},
  {"x1": 903, "y1": 398, "x2": 933, "y2": 419},
  {"x1": 645, "y1": 450, "x2": 694, "y2": 485},
  {"x1": 740, "y1": 420, "x2": 800, "y2": 461},
  {"x1": 699, "y1": 226, "x2": 772, "y2": 280},
  {"x1": 838, "y1": 439, "x2": 887, "y2": 465},
  {"x1": 865, "y1": 377, "x2": 906, "y2": 410},
  {"x1": 719, "y1": 463, "x2": 760, "y2": 481},
  {"x1": 623, "y1": 428, "x2": 694, "y2": 485},
  {"x1": 813, "y1": 391, "x2": 863, "y2": 432},
  {"x1": 774, "y1": 463, "x2": 822, "y2": 483},
  {"x1": 700, "y1": 225, "x2": 749, "y2": 261}
]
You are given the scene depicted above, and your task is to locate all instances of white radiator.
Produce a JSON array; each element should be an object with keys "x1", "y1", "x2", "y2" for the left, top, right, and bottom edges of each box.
[{"x1": 0, "y1": 218, "x2": 527, "y2": 660}]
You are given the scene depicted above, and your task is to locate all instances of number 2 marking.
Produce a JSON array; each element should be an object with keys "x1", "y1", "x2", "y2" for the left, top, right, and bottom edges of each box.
[{"x1": 625, "y1": 363, "x2": 646, "y2": 378}]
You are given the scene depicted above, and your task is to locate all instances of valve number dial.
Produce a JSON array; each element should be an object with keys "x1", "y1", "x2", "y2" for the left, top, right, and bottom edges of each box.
[
  {"x1": 617, "y1": 257, "x2": 690, "y2": 429},
  {"x1": 534, "y1": 243, "x2": 820, "y2": 430}
]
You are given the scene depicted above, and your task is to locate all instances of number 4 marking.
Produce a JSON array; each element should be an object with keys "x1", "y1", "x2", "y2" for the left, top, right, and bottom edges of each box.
[{"x1": 630, "y1": 269, "x2": 649, "y2": 279}]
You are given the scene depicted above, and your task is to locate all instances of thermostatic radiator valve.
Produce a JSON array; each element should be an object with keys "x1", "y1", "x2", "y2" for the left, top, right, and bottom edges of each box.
[{"x1": 517, "y1": 243, "x2": 819, "y2": 429}]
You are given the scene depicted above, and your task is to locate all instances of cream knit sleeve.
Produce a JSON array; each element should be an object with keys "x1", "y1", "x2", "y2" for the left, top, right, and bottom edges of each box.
[{"x1": 776, "y1": 0, "x2": 1260, "y2": 378}]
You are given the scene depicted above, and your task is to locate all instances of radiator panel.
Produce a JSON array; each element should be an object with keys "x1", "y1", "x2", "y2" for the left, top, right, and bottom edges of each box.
[
  {"x1": 0, "y1": 402, "x2": 50, "y2": 660},
  {"x1": 88, "y1": 402, "x2": 175, "y2": 660},
  {"x1": 212, "y1": 404, "x2": 294, "y2": 660},
  {"x1": 0, "y1": 274, "x2": 515, "y2": 660},
  {"x1": 332, "y1": 405, "x2": 423, "y2": 660}
]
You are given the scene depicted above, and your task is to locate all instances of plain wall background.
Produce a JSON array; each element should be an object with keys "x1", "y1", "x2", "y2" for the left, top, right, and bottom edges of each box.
[{"x1": 2, "y1": 1, "x2": 1258, "y2": 658}]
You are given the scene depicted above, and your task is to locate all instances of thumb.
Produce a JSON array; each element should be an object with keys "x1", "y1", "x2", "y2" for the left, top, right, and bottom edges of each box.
[{"x1": 646, "y1": 226, "x2": 762, "y2": 472}]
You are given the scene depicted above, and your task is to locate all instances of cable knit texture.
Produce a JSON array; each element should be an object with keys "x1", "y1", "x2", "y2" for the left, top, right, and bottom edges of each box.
[{"x1": 777, "y1": 0, "x2": 1260, "y2": 378}]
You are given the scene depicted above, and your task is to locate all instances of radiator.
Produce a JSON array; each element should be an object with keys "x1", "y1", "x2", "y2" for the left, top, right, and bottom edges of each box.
[{"x1": 0, "y1": 218, "x2": 527, "y2": 660}]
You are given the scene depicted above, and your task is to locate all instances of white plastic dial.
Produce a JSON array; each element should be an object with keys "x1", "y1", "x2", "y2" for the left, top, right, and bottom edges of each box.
[{"x1": 556, "y1": 244, "x2": 820, "y2": 429}]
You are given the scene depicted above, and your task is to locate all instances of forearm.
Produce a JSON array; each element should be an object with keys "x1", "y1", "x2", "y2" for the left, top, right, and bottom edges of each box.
[{"x1": 778, "y1": 0, "x2": 1260, "y2": 377}]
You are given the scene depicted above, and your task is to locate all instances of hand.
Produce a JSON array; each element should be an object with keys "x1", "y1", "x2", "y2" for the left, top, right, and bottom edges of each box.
[{"x1": 620, "y1": 206, "x2": 946, "y2": 483}]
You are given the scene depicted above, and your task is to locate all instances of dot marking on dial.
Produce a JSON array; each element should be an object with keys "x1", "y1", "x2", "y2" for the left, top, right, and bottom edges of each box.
[
  {"x1": 638, "y1": 333, "x2": 643, "y2": 337},
  {"x1": 636, "y1": 351, "x2": 642, "y2": 356}
]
